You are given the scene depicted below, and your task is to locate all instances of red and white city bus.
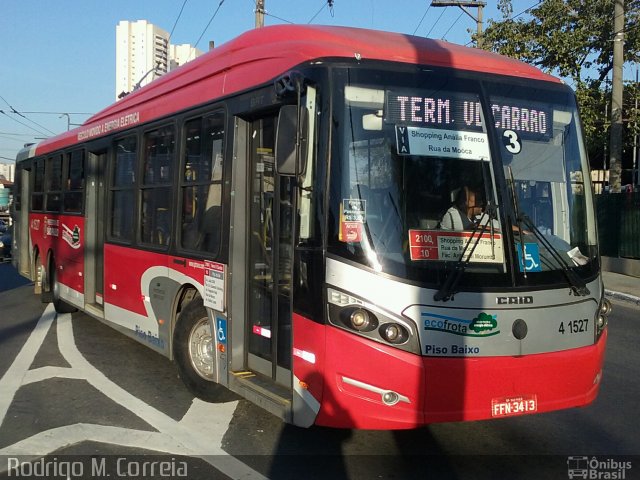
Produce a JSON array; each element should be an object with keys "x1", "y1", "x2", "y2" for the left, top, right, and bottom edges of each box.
[{"x1": 12, "y1": 25, "x2": 611, "y2": 429}]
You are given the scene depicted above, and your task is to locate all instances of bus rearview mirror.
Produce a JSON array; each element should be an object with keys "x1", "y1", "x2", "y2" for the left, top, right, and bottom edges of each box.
[{"x1": 275, "y1": 105, "x2": 308, "y2": 176}]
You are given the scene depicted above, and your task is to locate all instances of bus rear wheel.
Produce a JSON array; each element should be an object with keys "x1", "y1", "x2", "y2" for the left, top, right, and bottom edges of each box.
[{"x1": 173, "y1": 298, "x2": 235, "y2": 402}]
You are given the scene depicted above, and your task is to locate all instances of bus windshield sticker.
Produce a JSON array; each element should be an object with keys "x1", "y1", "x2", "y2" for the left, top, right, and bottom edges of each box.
[
  {"x1": 342, "y1": 199, "x2": 366, "y2": 222},
  {"x1": 339, "y1": 199, "x2": 366, "y2": 242},
  {"x1": 395, "y1": 126, "x2": 490, "y2": 160},
  {"x1": 516, "y1": 242, "x2": 542, "y2": 272},
  {"x1": 409, "y1": 229, "x2": 504, "y2": 263}
]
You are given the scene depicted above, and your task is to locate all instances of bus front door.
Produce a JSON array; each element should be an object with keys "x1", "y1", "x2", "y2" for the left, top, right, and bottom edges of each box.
[{"x1": 246, "y1": 115, "x2": 293, "y2": 389}]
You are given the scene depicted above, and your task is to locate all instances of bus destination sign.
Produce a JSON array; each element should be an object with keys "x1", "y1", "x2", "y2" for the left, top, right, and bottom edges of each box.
[{"x1": 386, "y1": 90, "x2": 552, "y2": 141}]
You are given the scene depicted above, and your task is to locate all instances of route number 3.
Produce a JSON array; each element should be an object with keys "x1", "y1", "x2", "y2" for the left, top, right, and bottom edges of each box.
[{"x1": 503, "y1": 129, "x2": 522, "y2": 154}]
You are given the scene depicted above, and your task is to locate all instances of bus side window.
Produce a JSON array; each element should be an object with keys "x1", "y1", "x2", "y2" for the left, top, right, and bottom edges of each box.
[
  {"x1": 110, "y1": 136, "x2": 137, "y2": 242},
  {"x1": 180, "y1": 111, "x2": 225, "y2": 255},
  {"x1": 63, "y1": 149, "x2": 84, "y2": 213},
  {"x1": 31, "y1": 158, "x2": 45, "y2": 212},
  {"x1": 141, "y1": 125, "x2": 175, "y2": 247},
  {"x1": 45, "y1": 154, "x2": 63, "y2": 212}
]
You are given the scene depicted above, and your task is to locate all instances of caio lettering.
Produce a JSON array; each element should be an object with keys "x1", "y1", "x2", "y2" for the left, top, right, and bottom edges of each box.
[{"x1": 496, "y1": 296, "x2": 534, "y2": 305}]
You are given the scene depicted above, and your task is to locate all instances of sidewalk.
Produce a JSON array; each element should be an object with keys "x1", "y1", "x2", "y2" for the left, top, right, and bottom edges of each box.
[{"x1": 602, "y1": 270, "x2": 640, "y2": 305}]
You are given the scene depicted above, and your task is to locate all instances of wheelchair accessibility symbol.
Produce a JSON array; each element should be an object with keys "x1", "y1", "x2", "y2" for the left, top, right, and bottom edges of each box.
[
  {"x1": 216, "y1": 318, "x2": 227, "y2": 344},
  {"x1": 517, "y1": 243, "x2": 542, "y2": 272}
]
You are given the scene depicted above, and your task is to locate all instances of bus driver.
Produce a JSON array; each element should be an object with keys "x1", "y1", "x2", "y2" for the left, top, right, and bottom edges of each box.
[{"x1": 439, "y1": 186, "x2": 483, "y2": 230}]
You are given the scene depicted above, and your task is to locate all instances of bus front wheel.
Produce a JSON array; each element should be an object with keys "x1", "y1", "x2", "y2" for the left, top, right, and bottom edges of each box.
[{"x1": 173, "y1": 298, "x2": 235, "y2": 402}]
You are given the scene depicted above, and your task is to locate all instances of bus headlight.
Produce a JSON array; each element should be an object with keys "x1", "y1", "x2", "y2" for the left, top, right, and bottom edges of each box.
[
  {"x1": 327, "y1": 288, "x2": 420, "y2": 354},
  {"x1": 595, "y1": 297, "x2": 611, "y2": 341},
  {"x1": 350, "y1": 308, "x2": 375, "y2": 331},
  {"x1": 380, "y1": 323, "x2": 409, "y2": 344}
]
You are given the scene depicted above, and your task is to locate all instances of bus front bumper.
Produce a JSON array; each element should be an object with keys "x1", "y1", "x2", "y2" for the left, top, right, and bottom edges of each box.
[{"x1": 315, "y1": 327, "x2": 607, "y2": 429}]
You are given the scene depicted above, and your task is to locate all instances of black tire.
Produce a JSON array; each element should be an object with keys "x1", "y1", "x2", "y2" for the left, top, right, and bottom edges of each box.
[
  {"x1": 173, "y1": 298, "x2": 236, "y2": 402},
  {"x1": 49, "y1": 259, "x2": 77, "y2": 313}
]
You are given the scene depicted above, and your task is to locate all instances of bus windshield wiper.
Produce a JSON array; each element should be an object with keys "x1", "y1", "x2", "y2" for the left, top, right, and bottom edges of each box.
[
  {"x1": 433, "y1": 212, "x2": 496, "y2": 302},
  {"x1": 517, "y1": 213, "x2": 590, "y2": 296}
]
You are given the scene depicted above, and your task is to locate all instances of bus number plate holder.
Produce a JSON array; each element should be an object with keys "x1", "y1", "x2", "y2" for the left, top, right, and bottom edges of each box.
[{"x1": 491, "y1": 394, "x2": 537, "y2": 418}]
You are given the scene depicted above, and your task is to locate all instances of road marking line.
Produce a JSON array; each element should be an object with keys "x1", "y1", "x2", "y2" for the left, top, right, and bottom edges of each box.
[
  {"x1": 0, "y1": 304, "x2": 56, "y2": 426},
  {"x1": 0, "y1": 308, "x2": 268, "y2": 480}
]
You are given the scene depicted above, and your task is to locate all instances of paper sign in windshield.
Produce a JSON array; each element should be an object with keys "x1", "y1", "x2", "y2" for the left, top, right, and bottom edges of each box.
[
  {"x1": 409, "y1": 229, "x2": 504, "y2": 263},
  {"x1": 339, "y1": 198, "x2": 366, "y2": 243},
  {"x1": 396, "y1": 126, "x2": 490, "y2": 161}
]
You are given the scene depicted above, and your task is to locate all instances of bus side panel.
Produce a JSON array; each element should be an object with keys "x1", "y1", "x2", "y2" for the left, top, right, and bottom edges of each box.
[
  {"x1": 422, "y1": 329, "x2": 607, "y2": 423},
  {"x1": 29, "y1": 213, "x2": 85, "y2": 295},
  {"x1": 316, "y1": 326, "x2": 425, "y2": 429},
  {"x1": 29, "y1": 212, "x2": 50, "y2": 269},
  {"x1": 103, "y1": 243, "x2": 155, "y2": 317},
  {"x1": 56, "y1": 215, "x2": 86, "y2": 299}
]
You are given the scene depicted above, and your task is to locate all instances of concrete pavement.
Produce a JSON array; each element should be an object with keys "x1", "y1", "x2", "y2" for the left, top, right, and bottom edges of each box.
[{"x1": 603, "y1": 270, "x2": 640, "y2": 305}]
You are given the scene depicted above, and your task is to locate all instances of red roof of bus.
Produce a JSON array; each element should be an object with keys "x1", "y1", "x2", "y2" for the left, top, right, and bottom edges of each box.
[{"x1": 34, "y1": 24, "x2": 560, "y2": 156}]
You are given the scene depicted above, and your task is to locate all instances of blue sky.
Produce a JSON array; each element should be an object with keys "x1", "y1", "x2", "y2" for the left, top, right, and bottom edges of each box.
[{"x1": 0, "y1": 0, "x2": 601, "y2": 163}]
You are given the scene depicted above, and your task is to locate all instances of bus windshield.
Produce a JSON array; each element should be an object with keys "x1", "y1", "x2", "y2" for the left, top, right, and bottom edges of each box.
[{"x1": 328, "y1": 67, "x2": 597, "y2": 286}]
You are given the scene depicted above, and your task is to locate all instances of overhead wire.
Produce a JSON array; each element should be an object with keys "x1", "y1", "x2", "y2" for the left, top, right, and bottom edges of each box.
[
  {"x1": 0, "y1": 110, "x2": 52, "y2": 138},
  {"x1": 0, "y1": 94, "x2": 56, "y2": 136},
  {"x1": 441, "y1": 11, "x2": 464, "y2": 41},
  {"x1": 425, "y1": 7, "x2": 447, "y2": 38},
  {"x1": 308, "y1": 0, "x2": 333, "y2": 24},
  {"x1": 168, "y1": 0, "x2": 189, "y2": 41},
  {"x1": 265, "y1": 12, "x2": 295, "y2": 24},
  {"x1": 463, "y1": 0, "x2": 542, "y2": 46},
  {"x1": 512, "y1": 0, "x2": 542, "y2": 20},
  {"x1": 20, "y1": 111, "x2": 93, "y2": 115},
  {"x1": 413, "y1": 6, "x2": 431, "y2": 36},
  {"x1": 194, "y1": 0, "x2": 225, "y2": 49}
]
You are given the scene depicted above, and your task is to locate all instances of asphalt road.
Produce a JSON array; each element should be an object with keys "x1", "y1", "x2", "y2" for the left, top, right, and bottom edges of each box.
[{"x1": 0, "y1": 262, "x2": 638, "y2": 480}]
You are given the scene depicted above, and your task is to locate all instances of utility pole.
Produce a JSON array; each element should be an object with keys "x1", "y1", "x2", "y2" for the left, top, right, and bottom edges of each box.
[
  {"x1": 609, "y1": 0, "x2": 624, "y2": 193},
  {"x1": 255, "y1": 0, "x2": 265, "y2": 28},
  {"x1": 634, "y1": 67, "x2": 639, "y2": 189},
  {"x1": 430, "y1": 1, "x2": 486, "y2": 48}
]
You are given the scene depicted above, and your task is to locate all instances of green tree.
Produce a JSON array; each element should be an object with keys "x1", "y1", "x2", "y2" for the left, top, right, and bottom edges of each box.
[{"x1": 480, "y1": 0, "x2": 640, "y2": 170}]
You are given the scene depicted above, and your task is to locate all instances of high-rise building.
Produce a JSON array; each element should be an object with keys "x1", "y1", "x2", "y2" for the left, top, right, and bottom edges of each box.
[
  {"x1": 0, "y1": 162, "x2": 14, "y2": 183},
  {"x1": 115, "y1": 20, "x2": 203, "y2": 100},
  {"x1": 169, "y1": 44, "x2": 201, "y2": 71}
]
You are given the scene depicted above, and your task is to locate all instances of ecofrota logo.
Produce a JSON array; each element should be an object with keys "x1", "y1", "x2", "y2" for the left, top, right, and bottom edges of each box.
[
  {"x1": 422, "y1": 311, "x2": 500, "y2": 337},
  {"x1": 567, "y1": 456, "x2": 632, "y2": 479}
]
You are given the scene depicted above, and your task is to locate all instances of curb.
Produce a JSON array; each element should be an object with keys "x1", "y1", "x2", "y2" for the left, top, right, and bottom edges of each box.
[{"x1": 605, "y1": 289, "x2": 640, "y2": 306}]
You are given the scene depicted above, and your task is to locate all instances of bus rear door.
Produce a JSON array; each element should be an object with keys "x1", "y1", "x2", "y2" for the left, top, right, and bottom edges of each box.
[{"x1": 85, "y1": 150, "x2": 106, "y2": 313}]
